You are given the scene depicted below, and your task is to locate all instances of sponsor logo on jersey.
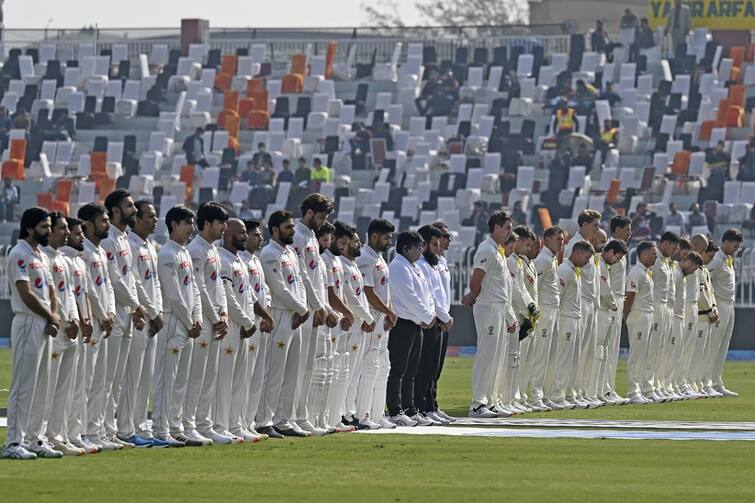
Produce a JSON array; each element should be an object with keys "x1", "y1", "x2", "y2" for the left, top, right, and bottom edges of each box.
[
  {"x1": 286, "y1": 274, "x2": 295, "y2": 284},
  {"x1": 254, "y1": 282, "x2": 261, "y2": 292},
  {"x1": 355, "y1": 287, "x2": 361, "y2": 295},
  {"x1": 74, "y1": 285, "x2": 82, "y2": 296},
  {"x1": 233, "y1": 268, "x2": 242, "y2": 277},
  {"x1": 17, "y1": 259, "x2": 26, "y2": 269},
  {"x1": 30, "y1": 261, "x2": 44, "y2": 270},
  {"x1": 57, "y1": 280, "x2": 65, "y2": 291},
  {"x1": 95, "y1": 275, "x2": 103, "y2": 286},
  {"x1": 53, "y1": 264, "x2": 64, "y2": 273},
  {"x1": 106, "y1": 251, "x2": 114, "y2": 261},
  {"x1": 238, "y1": 283, "x2": 245, "y2": 294},
  {"x1": 34, "y1": 277, "x2": 44, "y2": 289},
  {"x1": 144, "y1": 269, "x2": 153, "y2": 281},
  {"x1": 183, "y1": 275, "x2": 190, "y2": 286},
  {"x1": 380, "y1": 276, "x2": 386, "y2": 285},
  {"x1": 210, "y1": 270, "x2": 218, "y2": 281},
  {"x1": 309, "y1": 259, "x2": 317, "y2": 270},
  {"x1": 335, "y1": 279, "x2": 341, "y2": 288},
  {"x1": 121, "y1": 264, "x2": 129, "y2": 275}
]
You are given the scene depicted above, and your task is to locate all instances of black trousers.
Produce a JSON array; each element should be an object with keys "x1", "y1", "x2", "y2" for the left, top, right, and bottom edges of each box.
[
  {"x1": 386, "y1": 318, "x2": 423, "y2": 417},
  {"x1": 415, "y1": 325, "x2": 445, "y2": 413},
  {"x1": 431, "y1": 329, "x2": 450, "y2": 411}
]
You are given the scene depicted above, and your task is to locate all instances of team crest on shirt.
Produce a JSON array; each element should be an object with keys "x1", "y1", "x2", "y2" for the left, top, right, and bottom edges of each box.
[
  {"x1": 565, "y1": 332, "x2": 572, "y2": 340},
  {"x1": 352, "y1": 273, "x2": 359, "y2": 281},
  {"x1": 526, "y1": 274, "x2": 534, "y2": 284},
  {"x1": 95, "y1": 275, "x2": 103, "y2": 286},
  {"x1": 335, "y1": 279, "x2": 341, "y2": 288},
  {"x1": 74, "y1": 270, "x2": 82, "y2": 277},
  {"x1": 380, "y1": 276, "x2": 386, "y2": 285},
  {"x1": 17, "y1": 259, "x2": 26, "y2": 269},
  {"x1": 281, "y1": 260, "x2": 291, "y2": 268},
  {"x1": 183, "y1": 275, "x2": 190, "y2": 285},
  {"x1": 630, "y1": 281, "x2": 637, "y2": 289},
  {"x1": 286, "y1": 274, "x2": 295, "y2": 284},
  {"x1": 309, "y1": 259, "x2": 317, "y2": 270},
  {"x1": 210, "y1": 270, "x2": 218, "y2": 281},
  {"x1": 139, "y1": 254, "x2": 150, "y2": 262},
  {"x1": 306, "y1": 246, "x2": 315, "y2": 254}
]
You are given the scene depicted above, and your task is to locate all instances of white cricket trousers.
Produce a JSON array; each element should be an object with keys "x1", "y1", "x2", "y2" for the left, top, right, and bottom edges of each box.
[
  {"x1": 67, "y1": 342, "x2": 87, "y2": 442},
  {"x1": 243, "y1": 328, "x2": 264, "y2": 430},
  {"x1": 576, "y1": 299, "x2": 596, "y2": 397},
  {"x1": 663, "y1": 316, "x2": 685, "y2": 391},
  {"x1": 525, "y1": 305, "x2": 557, "y2": 402},
  {"x1": 151, "y1": 314, "x2": 193, "y2": 438},
  {"x1": 371, "y1": 328, "x2": 391, "y2": 421},
  {"x1": 696, "y1": 317, "x2": 714, "y2": 389},
  {"x1": 44, "y1": 333, "x2": 78, "y2": 443},
  {"x1": 710, "y1": 301, "x2": 735, "y2": 390},
  {"x1": 117, "y1": 325, "x2": 154, "y2": 438},
  {"x1": 594, "y1": 308, "x2": 617, "y2": 398},
  {"x1": 85, "y1": 326, "x2": 108, "y2": 440},
  {"x1": 604, "y1": 299, "x2": 624, "y2": 395},
  {"x1": 677, "y1": 303, "x2": 698, "y2": 390},
  {"x1": 257, "y1": 307, "x2": 297, "y2": 428},
  {"x1": 104, "y1": 315, "x2": 133, "y2": 437},
  {"x1": 470, "y1": 302, "x2": 505, "y2": 408},
  {"x1": 355, "y1": 322, "x2": 386, "y2": 422},
  {"x1": 326, "y1": 327, "x2": 348, "y2": 427},
  {"x1": 294, "y1": 318, "x2": 318, "y2": 422},
  {"x1": 184, "y1": 322, "x2": 220, "y2": 434},
  {"x1": 550, "y1": 316, "x2": 580, "y2": 402},
  {"x1": 626, "y1": 310, "x2": 654, "y2": 397},
  {"x1": 344, "y1": 329, "x2": 368, "y2": 418},
  {"x1": 308, "y1": 325, "x2": 333, "y2": 428},
  {"x1": 646, "y1": 301, "x2": 669, "y2": 393},
  {"x1": 4, "y1": 314, "x2": 49, "y2": 447},
  {"x1": 214, "y1": 324, "x2": 249, "y2": 435}
]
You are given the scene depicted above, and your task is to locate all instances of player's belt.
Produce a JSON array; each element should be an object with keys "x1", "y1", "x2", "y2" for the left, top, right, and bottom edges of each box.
[{"x1": 698, "y1": 309, "x2": 712, "y2": 315}]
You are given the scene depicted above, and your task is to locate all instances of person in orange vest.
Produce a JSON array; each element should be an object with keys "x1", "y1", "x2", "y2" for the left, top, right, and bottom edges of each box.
[
  {"x1": 598, "y1": 119, "x2": 619, "y2": 164},
  {"x1": 552, "y1": 101, "x2": 579, "y2": 141}
]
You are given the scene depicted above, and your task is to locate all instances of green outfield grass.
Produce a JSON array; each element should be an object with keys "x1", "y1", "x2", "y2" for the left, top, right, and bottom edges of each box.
[{"x1": 1, "y1": 349, "x2": 754, "y2": 502}]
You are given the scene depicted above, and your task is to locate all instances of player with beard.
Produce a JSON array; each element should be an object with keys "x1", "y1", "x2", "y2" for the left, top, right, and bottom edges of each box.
[
  {"x1": 41, "y1": 212, "x2": 83, "y2": 456},
  {"x1": 120, "y1": 201, "x2": 169, "y2": 447},
  {"x1": 355, "y1": 219, "x2": 397, "y2": 430},
  {"x1": 258, "y1": 210, "x2": 310, "y2": 438},
  {"x1": 78, "y1": 203, "x2": 117, "y2": 451},
  {"x1": 306, "y1": 221, "x2": 340, "y2": 433},
  {"x1": 414, "y1": 224, "x2": 452, "y2": 426},
  {"x1": 2, "y1": 208, "x2": 61, "y2": 460},
  {"x1": 514, "y1": 227, "x2": 540, "y2": 411},
  {"x1": 292, "y1": 194, "x2": 338, "y2": 436},
  {"x1": 101, "y1": 190, "x2": 147, "y2": 448},
  {"x1": 322, "y1": 222, "x2": 357, "y2": 432},
  {"x1": 238, "y1": 219, "x2": 276, "y2": 439},
  {"x1": 59, "y1": 218, "x2": 98, "y2": 453}
]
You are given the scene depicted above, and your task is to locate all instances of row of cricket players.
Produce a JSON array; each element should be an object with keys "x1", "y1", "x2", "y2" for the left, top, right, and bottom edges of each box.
[
  {"x1": 2, "y1": 190, "x2": 458, "y2": 459},
  {"x1": 463, "y1": 209, "x2": 742, "y2": 418}
]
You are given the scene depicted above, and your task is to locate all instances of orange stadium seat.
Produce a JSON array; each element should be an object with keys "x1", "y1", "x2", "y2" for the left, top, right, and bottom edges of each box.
[
  {"x1": 218, "y1": 110, "x2": 238, "y2": 130},
  {"x1": 37, "y1": 192, "x2": 53, "y2": 209},
  {"x1": 747, "y1": 43, "x2": 755, "y2": 62},
  {"x1": 10, "y1": 139, "x2": 26, "y2": 164},
  {"x1": 248, "y1": 110, "x2": 269, "y2": 130},
  {"x1": 56, "y1": 179, "x2": 74, "y2": 204},
  {"x1": 290, "y1": 54, "x2": 307, "y2": 76},
  {"x1": 731, "y1": 46, "x2": 745, "y2": 69},
  {"x1": 606, "y1": 179, "x2": 621, "y2": 204},
  {"x1": 239, "y1": 97, "x2": 256, "y2": 119},
  {"x1": 246, "y1": 78, "x2": 264, "y2": 95},
  {"x1": 97, "y1": 177, "x2": 115, "y2": 205},
  {"x1": 180, "y1": 165, "x2": 195, "y2": 204},
  {"x1": 698, "y1": 120, "x2": 725, "y2": 141},
  {"x1": 729, "y1": 84, "x2": 745, "y2": 108},
  {"x1": 724, "y1": 106, "x2": 744, "y2": 127},
  {"x1": 2, "y1": 160, "x2": 24, "y2": 180},
  {"x1": 281, "y1": 73, "x2": 303, "y2": 93},
  {"x1": 325, "y1": 42, "x2": 337, "y2": 79},
  {"x1": 537, "y1": 207, "x2": 553, "y2": 230},
  {"x1": 671, "y1": 151, "x2": 691, "y2": 177},
  {"x1": 91, "y1": 151, "x2": 107, "y2": 177},
  {"x1": 213, "y1": 72, "x2": 232, "y2": 92},
  {"x1": 224, "y1": 114, "x2": 240, "y2": 139},
  {"x1": 220, "y1": 55, "x2": 237, "y2": 76},
  {"x1": 223, "y1": 90, "x2": 239, "y2": 112},
  {"x1": 248, "y1": 90, "x2": 269, "y2": 112},
  {"x1": 227, "y1": 135, "x2": 240, "y2": 155}
]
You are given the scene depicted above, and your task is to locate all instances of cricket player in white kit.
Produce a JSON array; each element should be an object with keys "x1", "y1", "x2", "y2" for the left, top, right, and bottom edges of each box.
[
  {"x1": 462, "y1": 210, "x2": 517, "y2": 418},
  {"x1": 355, "y1": 219, "x2": 398, "y2": 429},
  {"x1": 515, "y1": 229, "x2": 540, "y2": 411},
  {"x1": 60, "y1": 218, "x2": 99, "y2": 454},
  {"x1": 593, "y1": 239, "x2": 626, "y2": 404},
  {"x1": 678, "y1": 236, "x2": 705, "y2": 397},
  {"x1": 239, "y1": 219, "x2": 276, "y2": 438},
  {"x1": 322, "y1": 227, "x2": 358, "y2": 432},
  {"x1": 338, "y1": 222, "x2": 377, "y2": 427},
  {"x1": 152, "y1": 205, "x2": 203, "y2": 447},
  {"x1": 563, "y1": 210, "x2": 601, "y2": 409},
  {"x1": 707, "y1": 229, "x2": 742, "y2": 397},
  {"x1": 42, "y1": 212, "x2": 84, "y2": 456},
  {"x1": 603, "y1": 216, "x2": 632, "y2": 402},
  {"x1": 550, "y1": 240, "x2": 593, "y2": 409},
  {"x1": 696, "y1": 241, "x2": 720, "y2": 397},
  {"x1": 2, "y1": 208, "x2": 61, "y2": 460},
  {"x1": 647, "y1": 232, "x2": 679, "y2": 402},
  {"x1": 79, "y1": 203, "x2": 118, "y2": 451},
  {"x1": 533, "y1": 226, "x2": 564, "y2": 410},
  {"x1": 292, "y1": 194, "x2": 337, "y2": 436},
  {"x1": 121, "y1": 201, "x2": 169, "y2": 447},
  {"x1": 258, "y1": 210, "x2": 311, "y2": 438},
  {"x1": 101, "y1": 190, "x2": 147, "y2": 449},
  {"x1": 624, "y1": 241, "x2": 657, "y2": 405}
]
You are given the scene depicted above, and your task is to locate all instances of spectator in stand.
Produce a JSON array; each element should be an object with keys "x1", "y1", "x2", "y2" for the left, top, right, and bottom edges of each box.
[
  {"x1": 240, "y1": 160, "x2": 259, "y2": 185},
  {"x1": 425, "y1": 88, "x2": 455, "y2": 117},
  {"x1": 636, "y1": 18, "x2": 656, "y2": 50},
  {"x1": 462, "y1": 201, "x2": 489, "y2": 244},
  {"x1": 688, "y1": 203, "x2": 707, "y2": 232},
  {"x1": 371, "y1": 121, "x2": 394, "y2": 151},
  {"x1": 598, "y1": 119, "x2": 619, "y2": 164},
  {"x1": 591, "y1": 19, "x2": 611, "y2": 54},
  {"x1": 706, "y1": 140, "x2": 731, "y2": 170},
  {"x1": 737, "y1": 139, "x2": 755, "y2": 181},
  {"x1": 665, "y1": 0, "x2": 692, "y2": 56},
  {"x1": 182, "y1": 127, "x2": 209, "y2": 167},
  {"x1": 630, "y1": 202, "x2": 654, "y2": 240},
  {"x1": 349, "y1": 122, "x2": 372, "y2": 170},
  {"x1": 239, "y1": 199, "x2": 255, "y2": 219},
  {"x1": 601, "y1": 201, "x2": 616, "y2": 226},
  {"x1": 574, "y1": 79, "x2": 599, "y2": 113},
  {"x1": 294, "y1": 156, "x2": 311, "y2": 187},
  {"x1": 309, "y1": 157, "x2": 332, "y2": 192},
  {"x1": 511, "y1": 201, "x2": 528, "y2": 225},
  {"x1": 620, "y1": 8, "x2": 639, "y2": 29},
  {"x1": 251, "y1": 142, "x2": 268, "y2": 168},
  {"x1": 0, "y1": 177, "x2": 18, "y2": 222},
  {"x1": 665, "y1": 203, "x2": 685, "y2": 230},
  {"x1": 257, "y1": 159, "x2": 277, "y2": 187},
  {"x1": 0, "y1": 106, "x2": 11, "y2": 150},
  {"x1": 278, "y1": 158, "x2": 294, "y2": 184},
  {"x1": 552, "y1": 100, "x2": 579, "y2": 141},
  {"x1": 599, "y1": 82, "x2": 622, "y2": 107},
  {"x1": 442, "y1": 71, "x2": 460, "y2": 102},
  {"x1": 415, "y1": 68, "x2": 441, "y2": 115}
]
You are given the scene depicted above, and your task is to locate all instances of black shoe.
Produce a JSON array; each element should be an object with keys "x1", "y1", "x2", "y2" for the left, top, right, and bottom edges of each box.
[
  {"x1": 174, "y1": 434, "x2": 204, "y2": 447},
  {"x1": 257, "y1": 426, "x2": 284, "y2": 439},
  {"x1": 273, "y1": 426, "x2": 309, "y2": 438}
]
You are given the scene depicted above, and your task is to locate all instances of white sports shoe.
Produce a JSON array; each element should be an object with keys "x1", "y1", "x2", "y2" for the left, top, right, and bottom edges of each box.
[
  {"x1": 703, "y1": 387, "x2": 723, "y2": 398},
  {"x1": 717, "y1": 387, "x2": 738, "y2": 397},
  {"x1": 357, "y1": 419, "x2": 382, "y2": 430},
  {"x1": 544, "y1": 399, "x2": 563, "y2": 410},
  {"x1": 109, "y1": 436, "x2": 134, "y2": 449},
  {"x1": 550, "y1": 400, "x2": 574, "y2": 410},
  {"x1": 1, "y1": 444, "x2": 37, "y2": 460},
  {"x1": 236, "y1": 429, "x2": 262, "y2": 443},
  {"x1": 200, "y1": 429, "x2": 233, "y2": 445},
  {"x1": 297, "y1": 420, "x2": 328, "y2": 436},
  {"x1": 219, "y1": 431, "x2": 244, "y2": 444},
  {"x1": 469, "y1": 404, "x2": 497, "y2": 418},
  {"x1": 389, "y1": 413, "x2": 419, "y2": 427},
  {"x1": 571, "y1": 397, "x2": 589, "y2": 409},
  {"x1": 53, "y1": 442, "x2": 85, "y2": 456},
  {"x1": 184, "y1": 430, "x2": 214, "y2": 446},
  {"x1": 628, "y1": 394, "x2": 648, "y2": 405},
  {"x1": 436, "y1": 410, "x2": 456, "y2": 423},
  {"x1": 378, "y1": 418, "x2": 397, "y2": 429},
  {"x1": 528, "y1": 400, "x2": 550, "y2": 412},
  {"x1": 426, "y1": 411, "x2": 450, "y2": 425},
  {"x1": 70, "y1": 438, "x2": 100, "y2": 454},
  {"x1": 87, "y1": 436, "x2": 117, "y2": 451},
  {"x1": 27, "y1": 441, "x2": 64, "y2": 458},
  {"x1": 409, "y1": 414, "x2": 435, "y2": 426},
  {"x1": 289, "y1": 422, "x2": 312, "y2": 437}
]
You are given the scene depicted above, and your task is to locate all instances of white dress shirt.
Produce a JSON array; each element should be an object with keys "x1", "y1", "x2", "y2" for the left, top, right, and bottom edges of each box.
[
  {"x1": 417, "y1": 256, "x2": 451, "y2": 324},
  {"x1": 388, "y1": 254, "x2": 435, "y2": 326}
]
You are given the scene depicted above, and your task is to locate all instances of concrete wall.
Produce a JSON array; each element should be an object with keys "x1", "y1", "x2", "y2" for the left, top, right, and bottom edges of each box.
[{"x1": 529, "y1": 0, "x2": 648, "y2": 34}]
